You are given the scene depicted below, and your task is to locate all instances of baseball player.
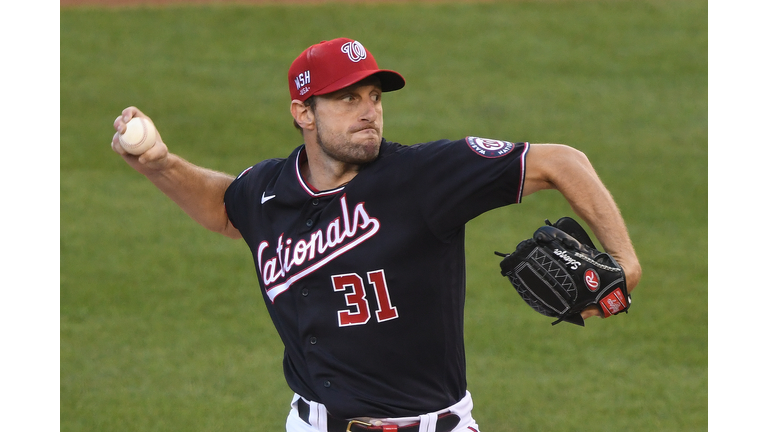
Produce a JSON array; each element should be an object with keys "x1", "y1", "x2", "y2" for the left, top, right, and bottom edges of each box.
[{"x1": 111, "y1": 38, "x2": 641, "y2": 432}]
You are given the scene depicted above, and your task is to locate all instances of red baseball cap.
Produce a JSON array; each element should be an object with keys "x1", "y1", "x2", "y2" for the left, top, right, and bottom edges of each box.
[{"x1": 288, "y1": 38, "x2": 405, "y2": 102}]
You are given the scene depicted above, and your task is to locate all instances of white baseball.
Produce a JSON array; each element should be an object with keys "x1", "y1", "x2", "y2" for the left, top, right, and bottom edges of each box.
[{"x1": 119, "y1": 117, "x2": 157, "y2": 155}]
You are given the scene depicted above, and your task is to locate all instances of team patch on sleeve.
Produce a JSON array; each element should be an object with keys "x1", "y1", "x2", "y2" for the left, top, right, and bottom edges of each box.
[{"x1": 465, "y1": 136, "x2": 516, "y2": 158}]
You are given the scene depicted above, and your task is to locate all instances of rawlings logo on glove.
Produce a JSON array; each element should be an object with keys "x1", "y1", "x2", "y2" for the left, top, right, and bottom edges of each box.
[{"x1": 495, "y1": 217, "x2": 631, "y2": 326}]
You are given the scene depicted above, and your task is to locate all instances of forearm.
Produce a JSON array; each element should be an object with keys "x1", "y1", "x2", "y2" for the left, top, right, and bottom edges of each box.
[
  {"x1": 145, "y1": 154, "x2": 240, "y2": 238},
  {"x1": 566, "y1": 183, "x2": 641, "y2": 292},
  {"x1": 112, "y1": 107, "x2": 241, "y2": 239},
  {"x1": 524, "y1": 145, "x2": 641, "y2": 291}
]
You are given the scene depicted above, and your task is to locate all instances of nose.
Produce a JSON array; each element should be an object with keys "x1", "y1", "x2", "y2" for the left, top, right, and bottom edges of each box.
[{"x1": 359, "y1": 98, "x2": 379, "y2": 123}]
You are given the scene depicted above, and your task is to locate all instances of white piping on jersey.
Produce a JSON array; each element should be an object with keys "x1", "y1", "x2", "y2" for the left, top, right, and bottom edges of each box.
[
  {"x1": 517, "y1": 142, "x2": 530, "y2": 203},
  {"x1": 257, "y1": 194, "x2": 380, "y2": 302},
  {"x1": 295, "y1": 148, "x2": 347, "y2": 197},
  {"x1": 236, "y1": 166, "x2": 253, "y2": 179}
]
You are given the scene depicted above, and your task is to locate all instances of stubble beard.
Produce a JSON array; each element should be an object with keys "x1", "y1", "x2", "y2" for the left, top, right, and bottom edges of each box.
[{"x1": 315, "y1": 116, "x2": 381, "y2": 166}]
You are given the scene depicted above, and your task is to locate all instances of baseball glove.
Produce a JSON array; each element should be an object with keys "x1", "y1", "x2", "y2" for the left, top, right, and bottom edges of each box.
[{"x1": 495, "y1": 217, "x2": 630, "y2": 326}]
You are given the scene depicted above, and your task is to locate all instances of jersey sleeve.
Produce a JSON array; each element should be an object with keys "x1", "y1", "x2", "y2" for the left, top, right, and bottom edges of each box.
[
  {"x1": 224, "y1": 165, "x2": 256, "y2": 235},
  {"x1": 408, "y1": 137, "x2": 529, "y2": 238}
]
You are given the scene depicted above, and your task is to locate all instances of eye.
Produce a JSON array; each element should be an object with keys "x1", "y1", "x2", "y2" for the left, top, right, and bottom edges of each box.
[{"x1": 370, "y1": 91, "x2": 382, "y2": 102}]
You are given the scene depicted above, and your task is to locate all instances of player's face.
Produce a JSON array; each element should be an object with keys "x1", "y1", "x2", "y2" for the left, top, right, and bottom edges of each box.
[{"x1": 312, "y1": 78, "x2": 384, "y2": 165}]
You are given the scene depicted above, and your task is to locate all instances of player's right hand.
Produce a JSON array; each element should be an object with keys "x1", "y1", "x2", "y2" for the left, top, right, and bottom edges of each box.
[{"x1": 112, "y1": 106, "x2": 170, "y2": 174}]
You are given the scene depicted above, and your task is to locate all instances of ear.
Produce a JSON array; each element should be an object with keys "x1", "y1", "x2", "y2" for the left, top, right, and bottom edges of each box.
[{"x1": 291, "y1": 100, "x2": 316, "y2": 131}]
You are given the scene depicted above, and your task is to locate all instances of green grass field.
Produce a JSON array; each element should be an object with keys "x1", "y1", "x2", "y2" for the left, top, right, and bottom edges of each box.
[{"x1": 61, "y1": 1, "x2": 707, "y2": 430}]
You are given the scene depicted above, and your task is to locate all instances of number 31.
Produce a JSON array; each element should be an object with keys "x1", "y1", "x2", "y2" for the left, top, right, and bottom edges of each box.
[{"x1": 331, "y1": 270, "x2": 399, "y2": 327}]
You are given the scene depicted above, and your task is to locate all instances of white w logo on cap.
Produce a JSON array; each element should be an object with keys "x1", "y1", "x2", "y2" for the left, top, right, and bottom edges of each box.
[{"x1": 341, "y1": 41, "x2": 367, "y2": 62}]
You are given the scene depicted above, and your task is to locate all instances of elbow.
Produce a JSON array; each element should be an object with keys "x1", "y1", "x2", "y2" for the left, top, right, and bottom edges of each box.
[
  {"x1": 198, "y1": 213, "x2": 242, "y2": 239},
  {"x1": 522, "y1": 144, "x2": 592, "y2": 196},
  {"x1": 224, "y1": 230, "x2": 242, "y2": 240},
  {"x1": 221, "y1": 229, "x2": 242, "y2": 240},
  {"x1": 545, "y1": 146, "x2": 597, "y2": 193},
  {"x1": 562, "y1": 145, "x2": 591, "y2": 169},
  {"x1": 219, "y1": 219, "x2": 242, "y2": 240},
  {"x1": 548, "y1": 145, "x2": 594, "y2": 182}
]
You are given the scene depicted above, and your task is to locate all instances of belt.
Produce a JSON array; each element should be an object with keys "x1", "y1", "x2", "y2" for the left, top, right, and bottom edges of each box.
[{"x1": 297, "y1": 398, "x2": 461, "y2": 432}]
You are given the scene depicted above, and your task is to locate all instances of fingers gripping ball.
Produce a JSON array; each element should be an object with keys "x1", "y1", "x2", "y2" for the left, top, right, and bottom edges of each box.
[
  {"x1": 495, "y1": 217, "x2": 631, "y2": 326},
  {"x1": 119, "y1": 117, "x2": 157, "y2": 155}
]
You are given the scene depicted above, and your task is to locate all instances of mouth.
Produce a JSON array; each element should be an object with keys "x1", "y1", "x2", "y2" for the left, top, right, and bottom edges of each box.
[
  {"x1": 354, "y1": 129, "x2": 380, "y2": 142},
  {"x1": 351, "y1": 124, "x2": 379, "y2": 135}
]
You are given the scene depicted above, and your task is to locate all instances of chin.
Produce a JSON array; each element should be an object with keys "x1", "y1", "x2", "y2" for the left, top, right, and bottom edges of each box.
[
  {"x1": 357, "y1": 146, "x2": 381, "y2": 163},
  {"x1": 349, "y1": 139, "x2": 381, "y2": 164}
]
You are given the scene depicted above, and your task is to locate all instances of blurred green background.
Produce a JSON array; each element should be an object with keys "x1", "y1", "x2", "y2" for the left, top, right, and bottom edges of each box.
[{"x1": 60, "y1": 1, "x2": 707, "y2": 430}]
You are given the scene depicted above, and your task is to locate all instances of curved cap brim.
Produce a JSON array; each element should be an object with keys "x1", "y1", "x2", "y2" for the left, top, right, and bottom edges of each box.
[{"x1": 313, "y1": 69, "x2": 405, "y2": 97}]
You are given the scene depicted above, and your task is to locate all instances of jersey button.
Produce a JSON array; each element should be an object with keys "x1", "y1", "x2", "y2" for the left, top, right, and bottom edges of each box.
[
  {"x1": 306, "y1": 219, "x2": 314, "y2": 227},
  {"x1": 312, "y1": 198, "x2": 319, "y2": 206},
  {"x1": 323, "y1": 381, "x2": 331, "y2": 388},
  {"x1": 309, "y1": 336, "x2": 317, "y2": 345},
  {"x1": 301, "y1": 288, "x2": 309, "y2": 297}
]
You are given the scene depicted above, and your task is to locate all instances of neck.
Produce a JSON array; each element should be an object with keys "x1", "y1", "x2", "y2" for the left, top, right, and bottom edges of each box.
[{"x1": 299, "y1": 146, "x2": 361, "y2": 191}]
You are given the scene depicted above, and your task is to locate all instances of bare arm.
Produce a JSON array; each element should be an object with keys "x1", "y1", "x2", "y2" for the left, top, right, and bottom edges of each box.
[
  {"x1": 523, "y1": 144, "x2": 641, "y2": 317},
  {"x1": 111, "y1": 107, "x2": 242, "y2": 239}
]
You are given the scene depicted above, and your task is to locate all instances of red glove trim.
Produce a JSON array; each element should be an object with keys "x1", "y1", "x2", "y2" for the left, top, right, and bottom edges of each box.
[{"x1": 599, "y1": 288, "x2": 629, "y2": 316}]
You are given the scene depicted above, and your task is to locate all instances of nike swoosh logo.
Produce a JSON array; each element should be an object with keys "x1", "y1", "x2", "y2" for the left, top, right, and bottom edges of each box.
[{"x1": 261, "y1": 192, "x2": 276, "y2": 204}]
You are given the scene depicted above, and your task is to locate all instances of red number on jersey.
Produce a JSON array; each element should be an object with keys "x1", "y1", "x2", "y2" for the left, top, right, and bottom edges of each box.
[
  {"x1": 332, "y1": 270, "x2": 399, "y2": 327},
  {"x1": 368, "y1": 270, "x2": 399, "y2": 322},
  {"x1": 332, "y1": 273, "x2": 371, "y2": 326}
]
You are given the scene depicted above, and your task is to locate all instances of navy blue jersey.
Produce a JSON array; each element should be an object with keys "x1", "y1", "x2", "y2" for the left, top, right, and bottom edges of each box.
[{"x1": 224, "y1": 137, "x2": 528, "y2": 419}]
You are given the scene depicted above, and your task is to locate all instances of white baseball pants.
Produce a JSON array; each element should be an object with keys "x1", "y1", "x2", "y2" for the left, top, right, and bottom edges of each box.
[{"x1": 285, "y1": 390, "x2": 480, "y2": 432}]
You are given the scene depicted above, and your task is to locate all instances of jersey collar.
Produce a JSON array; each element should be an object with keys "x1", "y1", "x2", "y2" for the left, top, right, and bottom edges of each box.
[{"x1": 294, "y1": 146, "x2": 348, "y2": 197}]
